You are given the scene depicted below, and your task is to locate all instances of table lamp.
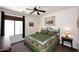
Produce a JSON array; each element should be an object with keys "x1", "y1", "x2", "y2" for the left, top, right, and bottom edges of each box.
[{"x1": 64, "y1": 31, "x2": 71, "y2": 38}]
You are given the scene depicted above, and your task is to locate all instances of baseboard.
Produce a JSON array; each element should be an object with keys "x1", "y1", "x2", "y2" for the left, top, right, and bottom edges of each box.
[{"x1": 11, "y1": 40, "x2": 24, "y2": 45}]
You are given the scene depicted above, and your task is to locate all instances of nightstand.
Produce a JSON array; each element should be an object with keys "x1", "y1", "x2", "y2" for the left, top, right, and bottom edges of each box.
[{"x1": 61, "y1": 36, "x2": 73, "y2": 48}]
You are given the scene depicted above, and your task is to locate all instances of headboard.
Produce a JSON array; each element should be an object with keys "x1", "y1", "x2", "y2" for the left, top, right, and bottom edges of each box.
[{"x1": 41, "y1": 27, "x2": 60, "y2": 37}]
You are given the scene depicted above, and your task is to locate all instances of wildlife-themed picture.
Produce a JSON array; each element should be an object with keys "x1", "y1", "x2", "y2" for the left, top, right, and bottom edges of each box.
[
  {"x1": 45, "y1": 16, "x2": 55, "y2": 26},
  {"x1": 29, "y1": 22, "x2": 34, "y2": 27}
]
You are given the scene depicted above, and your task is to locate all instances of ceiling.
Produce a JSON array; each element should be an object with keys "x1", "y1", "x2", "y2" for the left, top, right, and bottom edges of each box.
[{"x1": 0, "y1": 6, "x2": 73, "y2": 16}]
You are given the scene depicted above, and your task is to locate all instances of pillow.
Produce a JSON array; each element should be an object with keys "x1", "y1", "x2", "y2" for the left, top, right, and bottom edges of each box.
[
  {"x1": 46, "y1": 27, "x2": 58, "y2": 32},
  {"x1": 41, "y1": 28, "x2": 48, "y2": 34},
  {"x1": 48, "y1": 31, "x2": 56, "y2": 35}
]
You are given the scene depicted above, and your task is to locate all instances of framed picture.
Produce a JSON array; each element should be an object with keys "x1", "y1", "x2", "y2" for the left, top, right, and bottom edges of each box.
[
  {"x1": 29, "y1": 22, "x2": 34, "y2": 27},
  {"x1": 45, "y1": 16, "x2": 55, "y2": 26}
]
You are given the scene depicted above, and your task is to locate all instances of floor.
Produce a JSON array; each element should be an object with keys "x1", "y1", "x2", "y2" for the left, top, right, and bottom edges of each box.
[
  {"x1": 11, "y1": 42, "x2": 77, "y2": 52},
  {"x1": 11, "y1": 42, "x2": 32, "y2": 52}
]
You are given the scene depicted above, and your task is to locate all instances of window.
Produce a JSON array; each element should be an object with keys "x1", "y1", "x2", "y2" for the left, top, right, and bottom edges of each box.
[
  {"x1": 5, "y1": 20, "x2": 22, "y2": 37},
  {"x1": 15, "y1": 21, "x2": 23, "y2": 35},
  {"x1": 5, "y1": 20, "x2": 14, "y2": 37}
]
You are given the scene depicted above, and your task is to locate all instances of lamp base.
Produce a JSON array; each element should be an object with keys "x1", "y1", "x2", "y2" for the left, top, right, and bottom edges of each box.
[{"x1": 65, "y1": 35, "x2": 69, "y2": 38}]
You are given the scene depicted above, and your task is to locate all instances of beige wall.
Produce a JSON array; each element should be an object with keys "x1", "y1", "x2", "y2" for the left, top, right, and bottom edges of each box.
[
  {"x1": 25, "y1": 15, "x2": 40, "y2": 36},
  {"x1": 77, "y1": 7, "x2": 79, "y2": 51},
  {"x1": 77, "y1": 17, "x2": 79, "y2": 51}
]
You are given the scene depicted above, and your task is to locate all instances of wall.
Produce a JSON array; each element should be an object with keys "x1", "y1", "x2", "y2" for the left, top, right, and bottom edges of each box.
[
  {"x1": 0, "y1": 12, "x2": 1, "y2": 35},
  {"x1": 40, "y1": 7, "x2": 78, "y2": 49},
  {"x1": 25, "y1": 15, "x2": 40, "y2": 37},
  {"x1": 78, "y1": 7, "x2": 79, "y2": 16},
  {"x1": 77, "y1": 7, "x2": 79, "y2": 51}
]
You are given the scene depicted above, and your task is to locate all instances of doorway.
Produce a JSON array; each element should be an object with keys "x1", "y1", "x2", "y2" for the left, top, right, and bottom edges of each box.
[{"x1": 5, "y1": 20, "x2": 23, "y2": 43}]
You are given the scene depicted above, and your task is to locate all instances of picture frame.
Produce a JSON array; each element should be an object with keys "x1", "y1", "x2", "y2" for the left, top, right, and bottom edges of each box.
[
  {"x1": 45, "y1": 16, "x2": 55, "y2": 26},
  {"x1": 29, "y1": 22, "x2": 34, "y2": 27}
]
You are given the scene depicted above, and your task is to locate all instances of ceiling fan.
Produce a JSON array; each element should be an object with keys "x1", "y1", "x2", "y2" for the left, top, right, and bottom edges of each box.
[{"x1": 26, "y1": 6, "x2": 46, "y2": 15}]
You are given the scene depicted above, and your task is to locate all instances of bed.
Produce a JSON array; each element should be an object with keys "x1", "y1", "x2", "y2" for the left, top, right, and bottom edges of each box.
[{"x1": 24, "y1": 27, "x2": 60, "y2": 52}]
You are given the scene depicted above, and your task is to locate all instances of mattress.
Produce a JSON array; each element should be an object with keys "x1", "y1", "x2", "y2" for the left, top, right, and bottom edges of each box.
[{"x1": 30, "y1": 33, "x2": 53, "y2": 42}]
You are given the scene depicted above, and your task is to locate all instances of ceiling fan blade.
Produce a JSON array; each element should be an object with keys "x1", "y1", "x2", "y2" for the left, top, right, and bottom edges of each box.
[
  {"x1": 26, "y1": 8, "x2": 33, "y2": 10},
  {"x1": 37, "y1": 12, "x2": 40, "y2": 15},
  {"x1": 37, "y1": 10, "x2": 46, "y2": 13},
  {"x1": 34, "y1": 7, "x2": 37, "y2": 10},
  {"x1": 30, "y1": 11, "x2": 35, "y2": 14}
]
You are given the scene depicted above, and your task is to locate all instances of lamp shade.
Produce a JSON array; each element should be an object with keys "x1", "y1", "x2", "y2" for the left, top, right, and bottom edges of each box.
[
  {"x1": 65, "y1": 31, "x2": 71, "y2": 35},
  {"x1": 64, "y1": 31, "x2": 71, "y2": 37}
]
